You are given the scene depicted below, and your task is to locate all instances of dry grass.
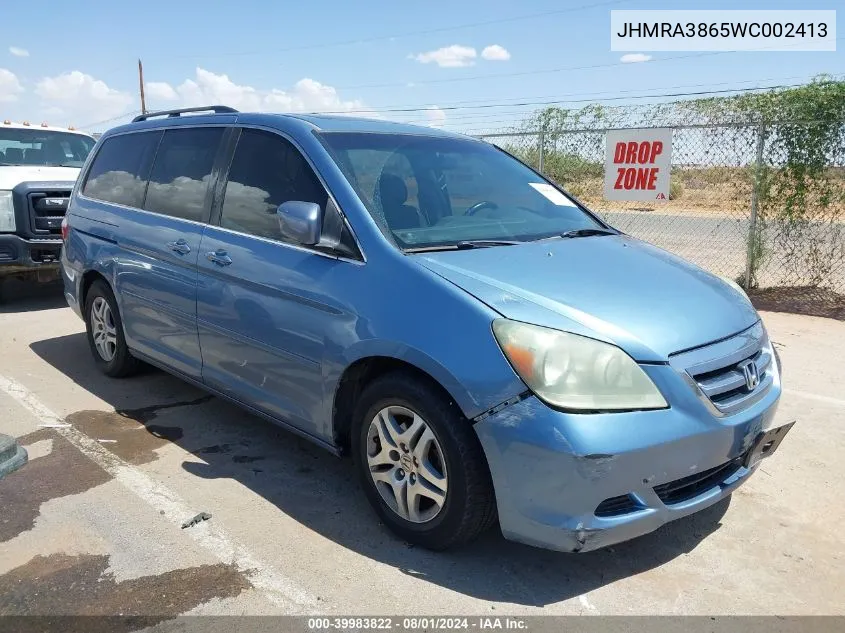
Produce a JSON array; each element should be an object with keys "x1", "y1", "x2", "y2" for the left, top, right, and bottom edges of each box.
[
  {"x1": 749, "y1": 286, "x2": 845, "y2": 321},
  {"x1": 561, "y1": 167, "x2": 754, "y2": 217},
  {"x1": 558, "y1": 166, "x2": 845, "y2": 220}
]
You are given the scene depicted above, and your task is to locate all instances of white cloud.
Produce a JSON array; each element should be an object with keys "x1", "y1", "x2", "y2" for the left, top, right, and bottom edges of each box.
[
  {"x1": 266, "y1": 77, "x2": 367, "y2": 113},
  {"x1": 410, "y1": 45, "x2": 477, "y2": 68},
  {"x1": 620, "y1": 53, "x2": 652, "y2": 63},
  {"x1": 147, "y1": 68, "x2": 369, "y2": 115},
  {"x1": 4, "y1": 67, "x2": 367, "y2": 130},
  {"x1": 0, "y1": 68, "x2": 24, "y2": 102},
  {"x1": 9, "y1": 47, "x2": 29, "y2": 58},
  {"x1": 481, "y1": 45, "x2": 511, "y2": 61},
  {"x1": 35, "y1": 71, "x2": 133, "y2": 124},
  {"x1": 423, "y1": 106, "x2": 447, "y2": 128},
  {"x1": 145, "y1": 81, "x2": 178, "y2": 102}
]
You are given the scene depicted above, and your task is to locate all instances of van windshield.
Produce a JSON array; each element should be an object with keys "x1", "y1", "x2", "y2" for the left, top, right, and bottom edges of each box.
[
  {"x1": 0, "y1": 128, "x2": 96, "y2": 168},
  {"x1": 319, "y1": 132, "x2": 607, "y2": 251}
]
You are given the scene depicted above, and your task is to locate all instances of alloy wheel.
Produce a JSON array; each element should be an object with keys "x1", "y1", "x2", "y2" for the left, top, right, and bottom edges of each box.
[
  {"x1": 365, "y1": 405, "x2": 448, "y2": 523},
  {"x1": 90, "y1": 296, "x2": 117, "y2": 362}
]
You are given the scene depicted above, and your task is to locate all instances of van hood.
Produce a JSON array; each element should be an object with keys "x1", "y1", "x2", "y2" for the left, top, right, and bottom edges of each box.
[
  {"x1": 0, "y1": 166, "x2": 80, "y2": 190},
  {"x1": 416, "y1": 235, "x2": 758, "y2": 361}
]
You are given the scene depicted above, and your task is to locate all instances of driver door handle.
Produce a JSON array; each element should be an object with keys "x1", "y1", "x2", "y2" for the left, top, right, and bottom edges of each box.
[
  {"x1": 206, "y1": 249, "x2": 233, "y2": 266},
  {"x1": 167, "y1": 239, "x2": 191, "y2": 255}
]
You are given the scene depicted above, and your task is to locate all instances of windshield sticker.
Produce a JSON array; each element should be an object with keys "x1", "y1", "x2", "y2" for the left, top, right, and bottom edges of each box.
[{"x1": 529, "y1": 183, "x2": 577, "y2": 206}]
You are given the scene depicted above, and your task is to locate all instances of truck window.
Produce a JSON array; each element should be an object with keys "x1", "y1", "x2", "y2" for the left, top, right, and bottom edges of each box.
[{"x1": 0, "y1": 128, "x2": 95, "y2": 167}]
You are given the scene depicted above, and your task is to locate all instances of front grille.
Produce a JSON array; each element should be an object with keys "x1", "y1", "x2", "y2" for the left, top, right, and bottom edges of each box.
[
  {"x1": 670, "y1": 322, "x2": 775, "y2": 416},
  {"x1": 28, "y1": 190, "x2": 70, "y2": 236},
  {"x1": 694, "y1": 347, "x2": 773, "y2": 412},
  {"x1": 653, "y1": 457, "x2": 743, "y2": 505},
  {"x1": 595, "y1": 494, "x2": 640, "y2": 517}
]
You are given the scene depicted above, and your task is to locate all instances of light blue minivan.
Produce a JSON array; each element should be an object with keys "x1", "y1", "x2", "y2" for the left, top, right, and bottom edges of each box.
[{"x1": 61, "y1": 106, "x2": 791, "y2": 552}]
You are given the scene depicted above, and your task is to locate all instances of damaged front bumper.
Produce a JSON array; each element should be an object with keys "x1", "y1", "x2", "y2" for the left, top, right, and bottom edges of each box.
[{"x1": 474, "y1": 362, "x2": 783, "y2": 553}]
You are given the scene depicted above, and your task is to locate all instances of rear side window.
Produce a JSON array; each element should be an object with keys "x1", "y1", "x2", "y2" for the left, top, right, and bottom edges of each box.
[
  {"x1": 219, "y1": 128, "x2": 327, "y2": 242},
  {"x1": 82, "y1": 131, "x2": 161, "y2": 208},
  {"x1": 144, "y1": 127, "x2": 224, "y2": 222}
]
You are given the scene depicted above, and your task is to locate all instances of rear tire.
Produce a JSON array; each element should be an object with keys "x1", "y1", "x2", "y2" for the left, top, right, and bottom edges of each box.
[
  {"x1": 352, "y1": 371, "x2": 497, "y2": 550},
  {"x1": 84, "y1": 280, "x2": 140, "y2": 378}
]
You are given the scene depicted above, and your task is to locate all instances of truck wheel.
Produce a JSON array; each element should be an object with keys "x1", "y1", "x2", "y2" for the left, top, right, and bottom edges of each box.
[
  {"x1": 352, "y1": 371, "x2": 497, "y2": 550},
  {"x1": 83, "y1": 280, "x2": 140, "y2": 378}
]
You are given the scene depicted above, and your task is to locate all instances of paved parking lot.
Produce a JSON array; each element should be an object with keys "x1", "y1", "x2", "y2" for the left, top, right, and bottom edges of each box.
[{"x1": 0, "y1": 282, "x2": 843, "y2": 621}]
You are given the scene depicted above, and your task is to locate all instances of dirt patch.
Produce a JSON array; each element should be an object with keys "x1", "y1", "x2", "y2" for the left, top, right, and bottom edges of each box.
[
  {"x1": 0, "y1": 430, "x2": 111, "y2": 542},
  {"x1": 191, "y1": 442, "x2": 249, "y2": 456},
  {"x1": 63, "y1": 396, "x2": 214, "y2": 465},
  {"x1": 0, "y1": 553, "x2": 249, "y2": 626},
  {"x1": 750, "y1": 286, "x2": 845, "y2": 321},
  {"x1": 232, "y1": 455, "x2": 265, "y2": 464},
  {"x1": 117, "y1": 396, "x2": 213, "y2": 424},
  {"x1": 65, "y1": 411, "x2": 183, "y2": 466}
]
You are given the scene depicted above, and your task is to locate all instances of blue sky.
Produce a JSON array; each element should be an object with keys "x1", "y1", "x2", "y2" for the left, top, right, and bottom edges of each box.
[{"x1": 1, "y1": 0, "x2": 841, "y2": 133}]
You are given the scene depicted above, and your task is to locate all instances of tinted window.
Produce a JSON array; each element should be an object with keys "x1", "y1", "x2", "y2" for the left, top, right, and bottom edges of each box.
[
  {"x1": 144, "y1": 127, "x2": 224, "y2": 222},
  {"x1": 220, "y1": 129, "x2": 327, "y2": 241},
  {"x1": 82, "y1": 132, "x2": 161, "y2": 207}
]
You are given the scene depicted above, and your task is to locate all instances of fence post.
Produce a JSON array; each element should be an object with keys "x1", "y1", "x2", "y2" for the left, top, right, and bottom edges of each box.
[
  {"x1": 537, "y1": 126, "x2": 545, "y2": 173},
  {"x1": 745, "y1": 124, "x2": 766, "y2": 289}
]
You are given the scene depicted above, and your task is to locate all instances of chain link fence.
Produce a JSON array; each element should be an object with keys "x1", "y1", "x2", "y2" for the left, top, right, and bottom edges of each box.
[{"x1": 475, "y1": 119, "x2": 845, "y2": 308}]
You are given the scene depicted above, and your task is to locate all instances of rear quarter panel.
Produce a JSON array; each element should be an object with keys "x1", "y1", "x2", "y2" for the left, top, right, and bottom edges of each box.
[{"x1": 62, "y1": 195, "x2": 123, "y2": 317}]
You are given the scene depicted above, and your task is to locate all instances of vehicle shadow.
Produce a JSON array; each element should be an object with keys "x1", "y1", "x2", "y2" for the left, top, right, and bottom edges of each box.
[
  {"x1": 30, "y1": 332, "x2": 731, "y2": 607},
  {"x1": 0, "y1": 280, "x2": 66, "y2": 313}
]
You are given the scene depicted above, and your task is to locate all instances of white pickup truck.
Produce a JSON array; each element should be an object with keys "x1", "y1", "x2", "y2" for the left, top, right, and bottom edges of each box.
[{"x1": 0, "y1": 120, "x2": 96, "y2": 293}]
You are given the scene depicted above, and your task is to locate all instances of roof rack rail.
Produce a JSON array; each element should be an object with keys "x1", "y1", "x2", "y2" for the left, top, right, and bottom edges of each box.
[{"x1": 131, "y1": 105, "x2": 238, "y2": 123}]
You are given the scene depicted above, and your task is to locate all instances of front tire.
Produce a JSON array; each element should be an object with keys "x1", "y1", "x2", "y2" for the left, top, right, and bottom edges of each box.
[
  {"x1": 84, "y1": 280, "x2": 140, "y2": 378},
  {"x1": 352, "y1": 371, "x2": 497, "y2": 550}
]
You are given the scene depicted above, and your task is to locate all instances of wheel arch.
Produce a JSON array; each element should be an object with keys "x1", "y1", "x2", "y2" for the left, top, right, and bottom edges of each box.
[
  {"x1": 331, "y1": 352, "x2": 472, "y2": 452},
  {"x1": 80, "y1": 269, "x2": 111, "y2": 310}
]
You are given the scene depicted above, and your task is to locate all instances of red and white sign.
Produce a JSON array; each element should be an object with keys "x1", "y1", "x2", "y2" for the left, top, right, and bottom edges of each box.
[{"x1": 604, "y1": 128, "x2": 673, "y2": 201}]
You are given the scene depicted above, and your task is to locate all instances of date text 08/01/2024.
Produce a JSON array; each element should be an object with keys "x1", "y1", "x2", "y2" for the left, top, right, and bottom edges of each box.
[{"x1": 307, "y1": 617, "x2": 528, "y2": 630}]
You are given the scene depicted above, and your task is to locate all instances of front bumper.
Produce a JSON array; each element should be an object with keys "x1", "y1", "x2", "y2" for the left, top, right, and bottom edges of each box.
[
  {"x1": 475, "y1": 359, "x2": 783, "y2": 553},
  {"x1": 0, "y1": 234, "x2": 61, "y2": 277}
]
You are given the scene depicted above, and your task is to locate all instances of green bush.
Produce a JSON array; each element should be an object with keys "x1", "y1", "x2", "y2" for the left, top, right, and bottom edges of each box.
[
  {"x1": 669, "y1": 179, "x2": 684, "y2": 200},
  {"x1": 543, "y1": 151, "x2": 603, "y2": 186}
]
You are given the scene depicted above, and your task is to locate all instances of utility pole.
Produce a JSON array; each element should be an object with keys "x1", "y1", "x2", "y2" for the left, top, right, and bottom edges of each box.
[{"x1": 138, "y1": 59, "x2": 147, "y2": 115}]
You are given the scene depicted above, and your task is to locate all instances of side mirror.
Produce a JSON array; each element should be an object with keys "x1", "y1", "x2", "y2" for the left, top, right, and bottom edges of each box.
[{"x1": 277, "y1": 201, "x2": 322, "y2": 246}]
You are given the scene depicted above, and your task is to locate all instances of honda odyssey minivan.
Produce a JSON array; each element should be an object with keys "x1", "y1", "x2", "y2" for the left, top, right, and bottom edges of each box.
[{"x1": 61, "y1": 106, "x2": 791, "y2": 552}]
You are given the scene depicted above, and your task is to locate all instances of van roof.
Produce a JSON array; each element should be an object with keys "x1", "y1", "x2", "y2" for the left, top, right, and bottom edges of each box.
[
  {"x1": 278, "y1": 113, "x2": 460, "y2": 137},
  {"x1": 107, "y1": 107, "x2": 465, "y2": 139}
]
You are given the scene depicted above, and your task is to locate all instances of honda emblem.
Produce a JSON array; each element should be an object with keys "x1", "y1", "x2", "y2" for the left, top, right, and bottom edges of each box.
[{"x1": 739, "y1": 359, "x2": 760, "y2": 390}]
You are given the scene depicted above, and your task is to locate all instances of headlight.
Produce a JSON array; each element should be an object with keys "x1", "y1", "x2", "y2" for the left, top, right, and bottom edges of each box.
[
  {"x1": 720, "y1": 276, "x2": 748, "y2": 299},
  {"x1": 0, "y1": 190, "x2": 14, "y2": 232},
  {"x1": 492, "y1": 319, "x2": 667, "y2": 411}
]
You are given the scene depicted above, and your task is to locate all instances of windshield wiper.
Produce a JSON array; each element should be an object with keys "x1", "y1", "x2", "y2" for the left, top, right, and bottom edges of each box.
[
  {"x1": 557, "y1": 228, "x2": 618, "y2": 239},
  {"x1": 405, "y1": 240, "x2": 520, "y2": 253},
  {"x1": 455, "y1": 239, "x2": 521, "y2": 249}
]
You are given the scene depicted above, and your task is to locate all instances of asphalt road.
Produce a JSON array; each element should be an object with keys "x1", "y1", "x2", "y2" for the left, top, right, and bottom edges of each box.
[{"x1": 0, "y1": 282, "x2": 843, "y2": 622}]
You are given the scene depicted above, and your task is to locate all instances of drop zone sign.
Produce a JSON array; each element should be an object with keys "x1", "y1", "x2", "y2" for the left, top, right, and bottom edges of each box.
[{"x1": 604, "y1": 128, "x2": 673, "y2": 201}]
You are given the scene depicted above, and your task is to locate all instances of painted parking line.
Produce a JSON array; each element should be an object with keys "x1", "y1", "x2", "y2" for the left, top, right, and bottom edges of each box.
[{"x1": 0, "y1": 374, "x2": 317, "y2": 615}]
